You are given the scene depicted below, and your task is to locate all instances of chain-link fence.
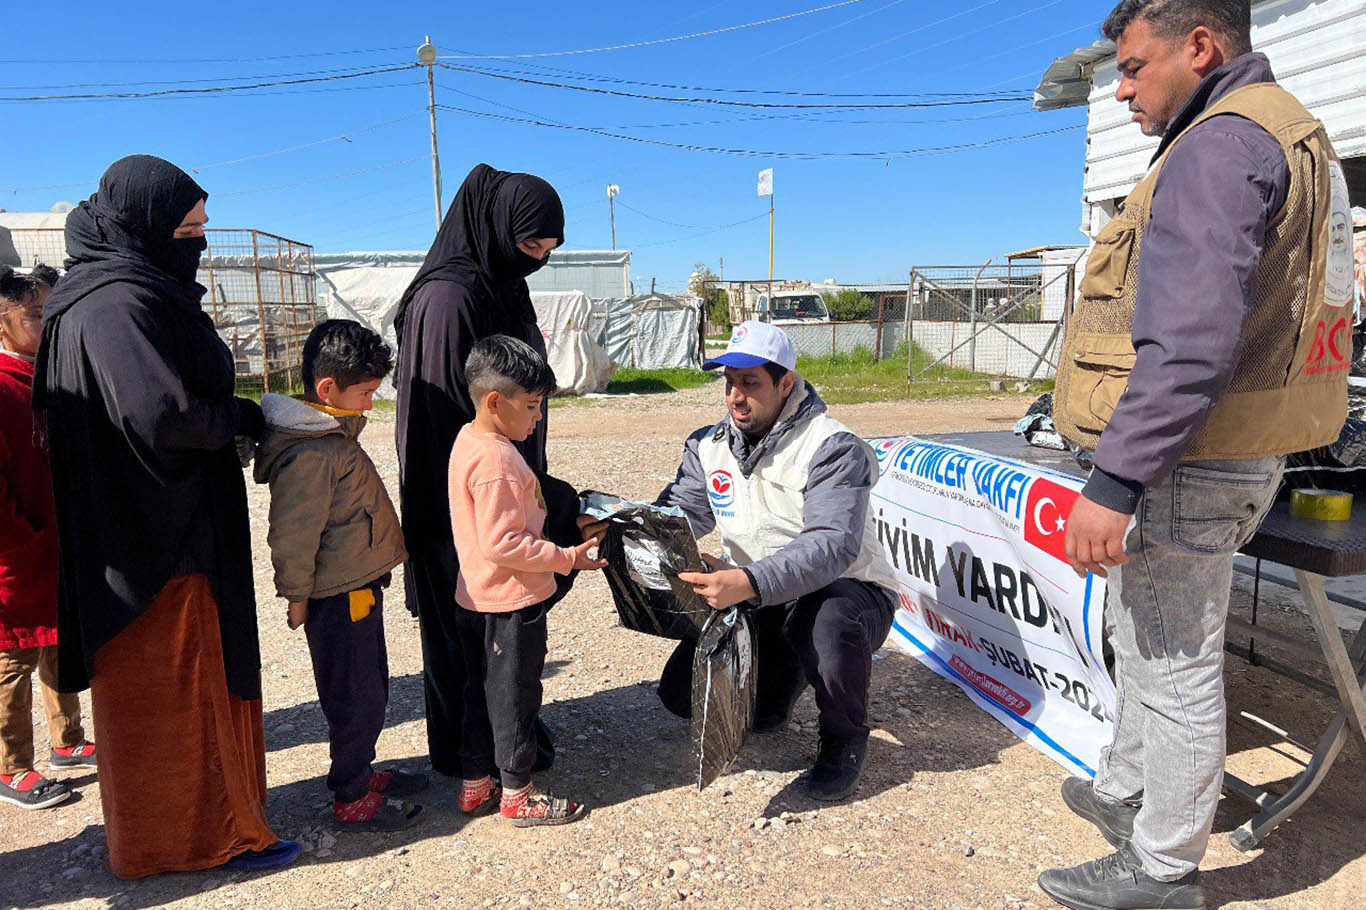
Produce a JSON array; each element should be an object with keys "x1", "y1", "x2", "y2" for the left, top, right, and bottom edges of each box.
[
  {"x1": 1, "y1": 226, "x2": 319, "y2": 394},
  {"x1": 906, "y1": 262, "x2": 1076, "y2": 385}
]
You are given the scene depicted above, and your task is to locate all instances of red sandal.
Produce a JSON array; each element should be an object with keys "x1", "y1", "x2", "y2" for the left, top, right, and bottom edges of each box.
[{"x1": 501, "y1": 787, "x2": 587, "y2": 828}]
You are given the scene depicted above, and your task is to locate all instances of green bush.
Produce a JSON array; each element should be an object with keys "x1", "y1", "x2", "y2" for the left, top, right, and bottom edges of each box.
[{"x1": 820, "y1": 289, "x2": 877, "y2": 322}]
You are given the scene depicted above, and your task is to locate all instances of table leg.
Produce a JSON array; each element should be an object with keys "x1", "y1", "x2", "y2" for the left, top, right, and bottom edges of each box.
[
  {"x1": 1227, "y1": 571, "x2": 1366, "y2": 851},
  {"x1": 1229, "y1": 713, "x2": 1349, "y2": 851},
  {"x1": 1292, "y1": 570, "x2": 1366, "y2": 744}
]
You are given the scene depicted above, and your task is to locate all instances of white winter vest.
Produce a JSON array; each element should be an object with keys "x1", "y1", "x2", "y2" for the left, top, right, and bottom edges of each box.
[{"x1": 697, "y1": 411, "x2": 900, "y2": 595}]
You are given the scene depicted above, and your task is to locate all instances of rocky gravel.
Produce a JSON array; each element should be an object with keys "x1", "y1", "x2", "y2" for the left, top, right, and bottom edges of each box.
[{"x1": 0, "y1": 386, "x2": 1360, "y2": 909}]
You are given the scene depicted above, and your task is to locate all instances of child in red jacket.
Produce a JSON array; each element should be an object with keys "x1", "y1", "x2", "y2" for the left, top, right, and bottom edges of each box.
[{"x1": 0, "y1": 266, "x2": 96, "y2": 810}]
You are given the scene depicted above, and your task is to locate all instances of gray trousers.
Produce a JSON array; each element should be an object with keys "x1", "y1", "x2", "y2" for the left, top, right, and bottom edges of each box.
[{"x1": 1094, "y1": 457, "x2": 1283, "y2": 880}]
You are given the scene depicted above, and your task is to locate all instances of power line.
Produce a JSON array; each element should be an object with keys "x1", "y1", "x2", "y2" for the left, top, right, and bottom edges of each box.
[
  {"x1": 0, "y1": 45, "x2": 413, "y2": 65},
  {"x1": 438, "y1": 64, "x2": 1029, "y2": 109},
  {"x1": 435, "y1": 0, "x2": 865, "y2": 59},
  {"x1": 0, "y1": 62, "x2": 403, "y2": 92},
  {"x1": 755, "y1": 0, "x2": 915, "y2": 59},
  {"x1": 436, "y1": 102, "x2": 1082, "y2": 159},
  {"x1": 632, "y1": 213, "x2": 772, "y2": 249},
  {"x1": 213, "y1": 156, "x2": 425, "y2": 196},
  {"x1": 842, "y1": 0, "x2": 1068, "y2": 78},
  {"x1": 466, "y1": 60, "x2": 1028, "y2": 99},
  {"x1": 613, "y1": 200, "x2": 727, "y2": 230},
  {"x1": 1, "y1": 110, "x2": 428, "y2": 194},
  {"x1": 822, "y1": 0, "x2": 1006, "y2": 67},
  {"x1": 189, "y1": 111, "x2": 427, "y2": 170},
  {"x1": 0, "y1": 65, "x2": 414, "y2": 102},
  {"x1": 441, "y1": 77, "x2": 1038, "y2": 131}
]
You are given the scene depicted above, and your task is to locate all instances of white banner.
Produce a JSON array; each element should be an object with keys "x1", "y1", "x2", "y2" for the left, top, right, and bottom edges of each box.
[
  {"x1": 869, "y1": 436, "x2": 1114, "y2": 777},
  {"x1": 757, "y1": 168, "x2": 773, "y2": 197}
]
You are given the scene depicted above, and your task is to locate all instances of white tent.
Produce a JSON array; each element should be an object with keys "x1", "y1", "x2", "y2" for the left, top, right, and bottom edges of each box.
[
  {"x1": 532, "y1": 290, "x2": 616, "y2": 394},
  {"x1": 312, "y1": 253, "x2": 623, "y2": 396},
  {"x1": 589, "y1": 294, "x2": 702, "y2": 370}
]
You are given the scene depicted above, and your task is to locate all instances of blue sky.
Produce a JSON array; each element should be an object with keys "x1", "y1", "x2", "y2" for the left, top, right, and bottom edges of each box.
[{"x1": 1, "y1": 1, "x2": 1109, "y2": 291}]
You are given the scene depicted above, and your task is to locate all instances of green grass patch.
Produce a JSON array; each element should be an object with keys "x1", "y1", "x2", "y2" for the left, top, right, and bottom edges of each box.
[
  {"x1": 796, "y1": 344, "x2": 1049, "y2": 404},
  {"x1": 603, "y1": 367, "x2": 718, "y2": 395}
]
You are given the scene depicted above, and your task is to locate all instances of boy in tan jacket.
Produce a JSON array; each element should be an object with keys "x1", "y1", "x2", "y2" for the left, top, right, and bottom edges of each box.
[{"x1": 255, "y1": 319, "x2": 425, "y2": 831}]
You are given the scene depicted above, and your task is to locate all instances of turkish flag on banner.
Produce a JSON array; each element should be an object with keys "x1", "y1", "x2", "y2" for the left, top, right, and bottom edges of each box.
[{"x1": 1023, "y1": 477, "x2": 1079, "y2": 563}]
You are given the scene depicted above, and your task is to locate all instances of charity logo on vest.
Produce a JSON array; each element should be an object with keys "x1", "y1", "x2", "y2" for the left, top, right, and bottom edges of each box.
[
  {"x1": 1304, "y1": 315, "x2": 1351, "y2": 375},
  {"x1": 707, "y1": 469, "x2": 736, "y2": 515}
]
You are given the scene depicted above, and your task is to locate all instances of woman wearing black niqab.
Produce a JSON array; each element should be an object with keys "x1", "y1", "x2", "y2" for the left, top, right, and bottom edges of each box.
[
  {"x1": 394, "y1": 163, "x2": 578, "y2": 784},
  {"x1": 35, "y1": 155, "x2": 297, "y2": 877}
]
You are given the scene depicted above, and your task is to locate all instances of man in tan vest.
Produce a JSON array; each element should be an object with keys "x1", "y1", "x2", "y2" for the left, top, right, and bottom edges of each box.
[{"x1": 1040, "y1": 2, "x2": 1350, "y2": 909}]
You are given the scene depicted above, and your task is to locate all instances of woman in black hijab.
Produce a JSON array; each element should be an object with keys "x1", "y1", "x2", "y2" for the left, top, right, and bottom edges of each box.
[
  {"x1": 394, "y1": 163, "x2": 576, "y2": 794},
  {"x1": 35, "y1": 155, "x2": 298, "y2": 877}
]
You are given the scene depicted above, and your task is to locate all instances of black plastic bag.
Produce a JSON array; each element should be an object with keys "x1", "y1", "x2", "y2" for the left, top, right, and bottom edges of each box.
[
  {"x1": 691, "y1": 608, "x2": 756, "y2": 790},
  {"x1": 1014, "y1": 392, "x2": 1094, "y2": 471},
  {"x1": 1283, "y1": 387, "x2": 1366, "y2": 494},
  {"x1": 581, "y1": 491, "x2": 712, "y2": 640}
]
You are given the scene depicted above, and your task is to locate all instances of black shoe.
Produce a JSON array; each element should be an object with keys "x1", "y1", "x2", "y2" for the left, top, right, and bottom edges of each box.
[
  {"x1": 1037, "y1": 844, "x2": 1205, "y2": 910},
  {"x1": 1061, "y1": 777, "x2": 1140, "y2": 849},
  {"x1": 805, "y1": 736, "x2": 867, "y2": 802}
]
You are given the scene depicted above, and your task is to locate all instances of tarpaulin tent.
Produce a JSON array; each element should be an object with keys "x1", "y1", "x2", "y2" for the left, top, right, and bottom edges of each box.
[
  {"x1": 532, "y1": 290, "x2": 616, "y2": 394},
  {"x1": 314, "y1": 252, "x2": 622, "y2": 396},
  {"x1": 589, "y1": 294, "x2": 702, "y2": 371}
]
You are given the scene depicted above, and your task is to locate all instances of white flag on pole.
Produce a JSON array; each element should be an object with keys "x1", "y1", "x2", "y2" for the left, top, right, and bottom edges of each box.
[{"x1": 757, "y1": 168, "x2": 773, "y2": 197}]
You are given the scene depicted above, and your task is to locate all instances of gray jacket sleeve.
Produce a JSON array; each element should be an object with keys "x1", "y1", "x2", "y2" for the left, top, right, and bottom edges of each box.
[
  {"x1": 1086, "y1": 117, "x2": 1290, "y2": 512},
  {"x1": 656, "y1": 426, "x2": 717, "y2": 538},
  {"x1": 747, "y1": 432, "x2": 872, "y2": 606}
]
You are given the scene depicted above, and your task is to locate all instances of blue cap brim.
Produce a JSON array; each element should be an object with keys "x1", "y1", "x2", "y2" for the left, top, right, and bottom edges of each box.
[{"x1": 702, "y1": 352, "x2": 770, "y2": 370}]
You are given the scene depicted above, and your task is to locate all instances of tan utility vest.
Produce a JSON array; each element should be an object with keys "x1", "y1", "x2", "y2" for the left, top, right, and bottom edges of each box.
[{"x1": 1054, "y1": 83, "x2": 1350, "y2": 460}]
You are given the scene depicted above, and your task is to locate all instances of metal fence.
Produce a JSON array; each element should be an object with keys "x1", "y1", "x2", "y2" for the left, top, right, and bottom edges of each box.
[
  {"x1": 200, "y1": 229, "x2": 318, "y2": 394},
  {"x1": 906, "y1": 262, "x2": 1075, "y2": 384},
  {"x1": 2, "y1": 227, "x2": 319, "y2": 394}
]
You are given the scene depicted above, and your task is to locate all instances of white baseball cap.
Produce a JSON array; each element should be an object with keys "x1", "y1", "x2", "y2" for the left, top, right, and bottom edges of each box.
[{"x1": 703, "y1": 320, "x2": 797, "y2": 372}]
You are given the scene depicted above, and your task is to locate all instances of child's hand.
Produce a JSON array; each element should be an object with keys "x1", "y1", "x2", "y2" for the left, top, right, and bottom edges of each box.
[
  {"x1": 286, "y1": 601, "x2": 308, "y2": 630},
  {"x1": 576, "y1": 514, "x2": 609, "y2": 542},
  {"x1": 571, "y1": 536, "x2": 607, "y2": 571}
]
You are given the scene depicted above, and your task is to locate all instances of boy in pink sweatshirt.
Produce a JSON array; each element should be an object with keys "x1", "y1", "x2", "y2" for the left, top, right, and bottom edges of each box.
[{"x1": 448, "y1": 335, "x2": 603, "y2": 826}]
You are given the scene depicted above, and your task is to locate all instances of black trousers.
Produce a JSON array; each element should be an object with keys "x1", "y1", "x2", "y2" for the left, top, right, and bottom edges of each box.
[
  {"x1": 659, "y1": 578, "x2": 896, "y2": 743},
  {"x1": 455, "y1": 602, "x2": 551, "y2": 788},
  {"x1": 409, "y1": 547, "x2": 490, "y2": 778},
  {"x1": 305, "y1": 580, "x2": 390, "y2": 803}
]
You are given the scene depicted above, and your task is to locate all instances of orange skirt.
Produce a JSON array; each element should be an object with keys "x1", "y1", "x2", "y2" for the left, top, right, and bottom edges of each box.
[{"x1": 91, "y1": 575, "x2": 278, "y2": 879}]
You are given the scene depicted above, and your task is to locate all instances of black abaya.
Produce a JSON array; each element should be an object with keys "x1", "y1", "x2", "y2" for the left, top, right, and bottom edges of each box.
[
  {"x1": 34, "y1": 155, "x2": 264, "y2": 698},
  {"x1": 393, "y1": 163, "x2": 569, "y2": 777}
]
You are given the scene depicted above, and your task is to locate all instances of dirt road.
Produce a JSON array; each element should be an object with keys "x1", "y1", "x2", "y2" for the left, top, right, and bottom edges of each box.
[{"x1": 1, "y1": 387, "x2": 1360, "y2": 909}]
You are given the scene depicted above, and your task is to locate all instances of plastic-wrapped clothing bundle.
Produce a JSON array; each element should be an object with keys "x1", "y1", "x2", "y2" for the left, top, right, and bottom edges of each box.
[
  {"x1": 1013, "y1": 392, "x2": 1067, "y2": 451},
  {"x1": 1284, "y1": 386, "x2": 1366, "y2": 494},
  {"x1": 1014, "y1": 392, "x2": 1094, "y2": 471},
  {"x1": 691, "y1": 608, "x2": 756, "y2": 790},
  {"x1": 581, "y1": 491, "x2": 712, "y2": 640}
]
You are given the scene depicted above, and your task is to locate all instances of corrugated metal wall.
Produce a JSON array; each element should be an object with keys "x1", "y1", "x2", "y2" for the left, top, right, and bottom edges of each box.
[{"x1": 1079, "y1": 0, "x2": 1366, "y2": 236}]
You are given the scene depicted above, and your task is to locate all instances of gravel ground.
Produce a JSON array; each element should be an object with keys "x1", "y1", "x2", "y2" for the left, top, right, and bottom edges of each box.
[{"x1": 0, "y1": 387, "x2": 1361, "y2": 910}]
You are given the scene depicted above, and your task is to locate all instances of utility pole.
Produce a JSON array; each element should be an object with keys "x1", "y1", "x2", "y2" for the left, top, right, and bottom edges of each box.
[
  {"x1": 418, "y1": 37, "x2": 442, "y2": 230},
  {"x1": 607, "y1": 184, "x2": 619, "y2": 250}
]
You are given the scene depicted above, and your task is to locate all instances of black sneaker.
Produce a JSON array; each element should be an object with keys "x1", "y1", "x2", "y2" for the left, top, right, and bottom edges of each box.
[
  {"x1": 1037, "y1": 844, "x2": 1205, "y2": 910},
  {"x1": 1061, "y1": 777, "x2": 1140, "y2": 848},
  {"x1": 805, "y1": 736, "x2": 867, "y2": 802},
  {"x1": 0, "y1": 770, "x2": 72, "y2": 810}
]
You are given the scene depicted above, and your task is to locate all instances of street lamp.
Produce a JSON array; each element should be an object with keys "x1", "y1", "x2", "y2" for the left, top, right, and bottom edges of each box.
[
  {"x1": 606, "y1": 184, "x2": 620, "y2": 250},
  {"x1": 418, "y1": 37, "x2": 442, "y2": 230}
]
